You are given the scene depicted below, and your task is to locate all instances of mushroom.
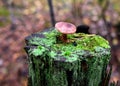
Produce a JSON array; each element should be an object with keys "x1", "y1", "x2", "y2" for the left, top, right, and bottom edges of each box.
[{"x1": 55, "y1": 22, "x2": 76, "y2": 42}]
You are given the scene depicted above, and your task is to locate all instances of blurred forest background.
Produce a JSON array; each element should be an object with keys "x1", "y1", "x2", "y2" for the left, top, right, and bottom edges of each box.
[{"x1": 0, "y1": 0, "x2": 120, "y2": 86}]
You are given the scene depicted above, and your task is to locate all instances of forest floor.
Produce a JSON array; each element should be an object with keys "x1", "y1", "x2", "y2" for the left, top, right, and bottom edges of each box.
[{"x1": 0, "y1": 14, "x2": 47, "y2": 86}]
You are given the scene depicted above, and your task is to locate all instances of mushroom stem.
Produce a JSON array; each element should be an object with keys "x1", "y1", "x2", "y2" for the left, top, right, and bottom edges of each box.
[{"x1": 61, "y1": 34, "x2": 67, "y2": 42}]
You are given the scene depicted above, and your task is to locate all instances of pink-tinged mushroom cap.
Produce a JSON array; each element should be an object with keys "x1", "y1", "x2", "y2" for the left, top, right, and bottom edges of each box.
[{"x1": 55, "y1": 22, "x2": 76, "y2": 34}]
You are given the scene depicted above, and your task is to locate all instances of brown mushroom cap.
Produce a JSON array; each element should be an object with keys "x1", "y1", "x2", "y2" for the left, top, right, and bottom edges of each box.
[{"x1": 55, "y1": 22, "x2": 76, "y2": 34}]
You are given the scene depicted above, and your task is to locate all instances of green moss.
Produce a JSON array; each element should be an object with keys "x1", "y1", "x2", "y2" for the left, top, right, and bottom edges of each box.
[
  {"x1": 0, "y1": 22, "x2": 5, "y2": 27},
  {"x1": 0, "y1": 7, "x2": 9, "y2": 16},
  {"x1": 27, "y1": 28, "x2": 111, "y2": 86},
  {"x1": 28, "y1": 28, "x2": 110, "y2": 62},
  {"x1": 30, "y1": 46, "x2": 46, "y2": 56},
  {"x1": 0, "y1": 7, "x2": 10, "y2": 27}
]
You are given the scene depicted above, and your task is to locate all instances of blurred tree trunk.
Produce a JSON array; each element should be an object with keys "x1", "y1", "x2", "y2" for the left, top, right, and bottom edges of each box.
[{"x1": 99, "y1": 0, "x2": 112, "y2": 45}]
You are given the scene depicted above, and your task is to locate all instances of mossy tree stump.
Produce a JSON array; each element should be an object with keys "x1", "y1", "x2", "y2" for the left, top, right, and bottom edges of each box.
[{"x1": 25, "y1": 28, "x2": 111, "y2": 86}]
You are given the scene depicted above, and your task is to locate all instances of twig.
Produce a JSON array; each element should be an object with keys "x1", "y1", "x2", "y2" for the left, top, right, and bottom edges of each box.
[
  {"x1": 47, "y1": 0, "x2": 56, "y2": 26},
  {"x1": 101, "y1": 0, "x2": 111, "y2": 45}
]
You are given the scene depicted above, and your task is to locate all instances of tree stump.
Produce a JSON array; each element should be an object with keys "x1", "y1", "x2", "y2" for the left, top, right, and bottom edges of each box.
[{"x1": 25, "y1": 28, "x2": 111, "y2": 86}]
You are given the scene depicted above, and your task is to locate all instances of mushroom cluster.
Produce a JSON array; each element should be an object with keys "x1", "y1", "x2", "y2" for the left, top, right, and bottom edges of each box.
[{"x1": 55, "y1": 22, "x2": 76, "y2": 43}]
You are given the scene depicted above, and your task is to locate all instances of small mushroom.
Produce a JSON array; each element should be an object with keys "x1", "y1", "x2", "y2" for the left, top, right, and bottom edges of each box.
[{"x1": 55, "y1": 22, "x2": 76, "y2": 42}]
